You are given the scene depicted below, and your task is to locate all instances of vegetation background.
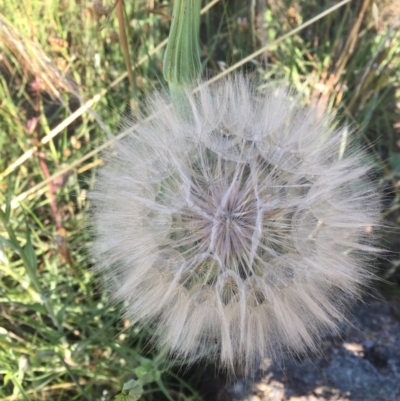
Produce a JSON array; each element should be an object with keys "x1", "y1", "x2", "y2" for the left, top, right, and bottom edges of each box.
[{"x1": 0, "y1": 0, "x2": 399, "y2": 400}]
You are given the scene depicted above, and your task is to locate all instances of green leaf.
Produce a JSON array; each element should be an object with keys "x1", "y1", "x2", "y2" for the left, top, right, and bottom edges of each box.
[
  {"x1": 134, "y1": 359, "x2": 153, "y2": 378},
  {"x1": 0, "y1": 235, "x2": 20, "y2": 252},
  {"x1": 134, "y1": 358, "x2": 161, "y2": 385},
  {"x1": 114, "y1": 395, "x2": 130, "y2": 401},
  {"x1": 0, "y1": 207, "x2": 6, "y2": 224},
  {"x1": 122, "y1": 379, "x2": 143, "y2": 393},
  {"x1": 5, "y1": 178, "x2": 12, "y2": 223},
  {"x1": 23, "y1": 226, "x2": 37, "y2": 271},
  {"x1": 114, "y1": 379, "x2": 143, "y2": 401},
  {"x1": 11, "y1": 377, "x2": 30, "y2": 401},
  {"x1": 3, "y1": 371, "x2": 13, "y2": 386}
]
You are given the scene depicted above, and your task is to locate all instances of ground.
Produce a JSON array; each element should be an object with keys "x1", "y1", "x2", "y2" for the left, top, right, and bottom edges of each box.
[{"x1": 217, "y1": 296, "x2": 400, "y2": 401}]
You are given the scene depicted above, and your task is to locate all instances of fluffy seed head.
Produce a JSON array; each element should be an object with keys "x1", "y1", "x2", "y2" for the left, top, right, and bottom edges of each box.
[{"x1": 90, "y1": 76, "x2": 380, "y2": 374}]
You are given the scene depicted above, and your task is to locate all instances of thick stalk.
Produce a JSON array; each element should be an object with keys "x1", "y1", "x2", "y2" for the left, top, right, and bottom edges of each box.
[{"x1": 163, "y1": 0, "x2": 201, "y2": 112}]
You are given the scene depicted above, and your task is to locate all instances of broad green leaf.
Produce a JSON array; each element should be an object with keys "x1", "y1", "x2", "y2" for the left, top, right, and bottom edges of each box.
[{"x1": 114, "y1": 379, "x2": 143, "y2": 401}]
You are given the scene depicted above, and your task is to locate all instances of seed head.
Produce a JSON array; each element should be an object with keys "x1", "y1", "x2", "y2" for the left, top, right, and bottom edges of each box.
[{"x1": 90, "y1": 76, "x2": 380, "y2": 374}]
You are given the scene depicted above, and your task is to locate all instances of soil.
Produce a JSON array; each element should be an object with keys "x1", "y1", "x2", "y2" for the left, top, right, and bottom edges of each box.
[{"x1": 205, "y1": 296, "x2": 400, "y2": 401}]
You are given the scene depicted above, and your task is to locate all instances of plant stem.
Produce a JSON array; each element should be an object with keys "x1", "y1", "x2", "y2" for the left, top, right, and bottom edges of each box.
[{"x1": 163, "y1": 0, "x2": 201, "y2": 111}]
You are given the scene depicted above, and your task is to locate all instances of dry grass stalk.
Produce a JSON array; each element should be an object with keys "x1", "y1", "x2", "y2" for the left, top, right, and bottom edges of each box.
[{"x1": 0, "y1": 14, "x2": 77, "y2": 98}]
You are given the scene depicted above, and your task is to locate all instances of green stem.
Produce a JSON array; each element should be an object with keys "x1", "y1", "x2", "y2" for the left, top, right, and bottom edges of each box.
[
  {"x1": 163, "y1": 0, "x2": 201, "y2": 111},
  {"x1": 116, "y1": 0, "x2": 138, "y2": 111}
]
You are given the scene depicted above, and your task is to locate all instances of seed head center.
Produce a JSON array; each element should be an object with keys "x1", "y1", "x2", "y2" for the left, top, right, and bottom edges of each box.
[{"x1": 204, "y1": 188, "x2": 257, "y2": 267}]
